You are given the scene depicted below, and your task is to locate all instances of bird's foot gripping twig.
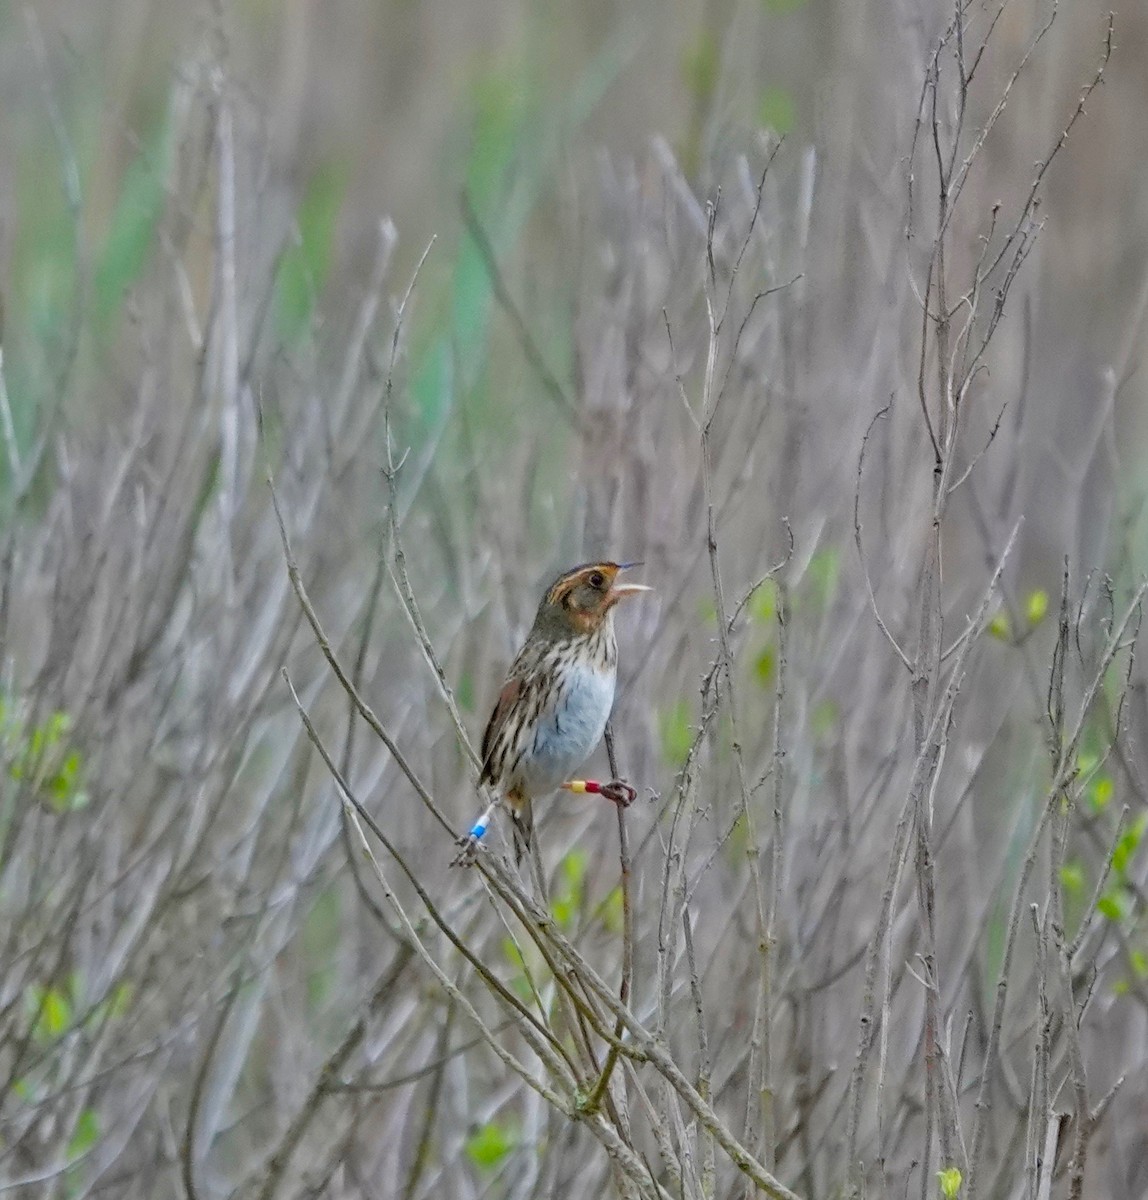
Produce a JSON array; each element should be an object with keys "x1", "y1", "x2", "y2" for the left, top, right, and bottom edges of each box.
[
  {"x1": 451, "y1": 801, "x2": 496, "y2": 867},
  {"x1": 450, "y1": 835, "x2": 481, "y2": 868},
  {"x1": 560, "y1": 779, "x2": 638, "y2": 808}
]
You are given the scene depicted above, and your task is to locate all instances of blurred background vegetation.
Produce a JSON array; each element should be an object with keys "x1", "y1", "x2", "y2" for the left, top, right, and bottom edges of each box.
[
  {"x1": 6, "y1": 0, "x2": 1146, "y2": 500},
  {"x1": 2, "y1": 1, "x2": 1148, "y2": 1197}
]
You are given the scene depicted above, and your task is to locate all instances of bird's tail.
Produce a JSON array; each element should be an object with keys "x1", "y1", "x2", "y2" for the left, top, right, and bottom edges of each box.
[{"x1": 509, "y1": 799, "x2": 534, "y2": 866}]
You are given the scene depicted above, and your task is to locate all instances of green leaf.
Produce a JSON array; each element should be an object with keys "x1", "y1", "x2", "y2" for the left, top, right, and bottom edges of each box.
[
  {"x1": 938, "y1": 1166, "x2": 962, "y2": 1197},
  {"x1": 47, "y1": 748, "x2": 88, "y2": 812},
  {"x1": 1097, "y1": 888, "x2": 1131, "y2": 922},
  {"x1": 988, "y1": 611, "x2": 1011, "y2": 641},
  {"x1": 1112, "y1": 813, "x2": 1146, "y2": 874},
  {"x1": 1059, "y1": 861, "x2": 1085, "y2": 895},
  {"x1": 1025, "y1": 589, "x2": 1049, "y2": 625},
  {"x1": 807, "y1": 549, "x2": 839, "y2": 610},
  {"x1": 59, "y1": 748, "x2": 81, "y2": 781},
  {"x1": 109, "y1": 981, "x2": 134, "y2": 1018},
  {"x1": 27, "y1": 984, "x2": 72, "y2": 1041},
  {"x1": 600, "y1": 886, "x2": 624, "y2": 934},
  {"x1": 502, "y1": 938, "x2": 525, "y2": 970},
  {"x1": 43, "y1": 988, "x2": 70, "y2": 1036},
  {"x1": 48, "y1": 785, "x2": 89, "y2": 815},
  {"x1": 466, "y1": 1121, "x2": 515, "y2": 1170},
  {"x1": 754, "y1": 647, "x2": 775, "y2": 686},
  {"x1": 552, "y1": 850, "x2": 587, "y2": 929},
  {"x1": 750, "y1": 581, "x2": 778, "y2": 624},
  {"x1": 1130, "y1": 949, "x2": 1148, "y2": 978},
  {"x1": 1090, "y1": 776, "x2": 1114, "y2": 811},
  {"x1": 562, "y1": 848, "x2": 587, "y2": 889},
  {"x1": 45, "y1": 711, "x2": 71, "y2": 745},
  {"x1": 551, "y1": 890, "x2": 572, "y2": 927},
  {"x1": 91, "y1": 980, "x2": 134, "y2": 1025},
  {"x1": 67, "y1": 1109, "x2": 100, "y2": 1160},
  {"x1": 812, "y1": 701, "x2": 838, "y2": 741}
]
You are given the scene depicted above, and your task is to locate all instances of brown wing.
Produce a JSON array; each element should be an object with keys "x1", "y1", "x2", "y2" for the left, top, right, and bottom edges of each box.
[{"x1": 479, "y1": 677, "x2": 523, "y2": 785}]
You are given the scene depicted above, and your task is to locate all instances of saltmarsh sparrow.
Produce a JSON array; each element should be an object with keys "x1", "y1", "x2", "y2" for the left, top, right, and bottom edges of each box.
[{"x1": 456, "y1": 562, "x2": 651, "y2": 863}]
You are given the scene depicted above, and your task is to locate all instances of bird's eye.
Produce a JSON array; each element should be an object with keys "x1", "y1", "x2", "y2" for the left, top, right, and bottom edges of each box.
[{"x1": 589, "y1": 571, "x2": 605, "y2": 589}]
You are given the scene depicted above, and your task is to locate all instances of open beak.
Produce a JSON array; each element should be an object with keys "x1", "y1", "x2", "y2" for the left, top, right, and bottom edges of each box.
[
  {"x1": 608, "y1": 562, "x2": 651, "y2": 603},
  {"x1": 610, "y1": 582, "x2": 653, "y2": 601}
]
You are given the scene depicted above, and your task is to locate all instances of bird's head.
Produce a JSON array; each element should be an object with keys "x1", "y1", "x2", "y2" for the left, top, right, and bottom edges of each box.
[{"x1": 536, "y1": 562, "x2": 652, "y2": 637}]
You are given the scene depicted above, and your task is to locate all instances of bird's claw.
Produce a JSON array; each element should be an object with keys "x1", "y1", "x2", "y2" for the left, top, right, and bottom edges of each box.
[
  {"x1": 601, "y1": 780, "x2": 637, "y2": 808},
  {"x1": 561, "y1": 779, "x2": 637, "y2": 808},
  {"x1": 450, "y1": 835, "x2": 481, "y2": 868}
]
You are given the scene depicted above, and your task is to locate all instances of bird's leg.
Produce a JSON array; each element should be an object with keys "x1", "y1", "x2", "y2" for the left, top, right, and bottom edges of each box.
[
  {"x1": 451, "y1": 799, "x2": 498, "y2": 867},
  {"x1": 560, "y1": 779, "x2": 637, "y2": 808}
]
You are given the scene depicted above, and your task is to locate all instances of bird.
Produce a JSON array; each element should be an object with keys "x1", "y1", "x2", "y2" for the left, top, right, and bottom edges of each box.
[{"x1": 456, "y1": 561, "x2": 651, "y2": 864}]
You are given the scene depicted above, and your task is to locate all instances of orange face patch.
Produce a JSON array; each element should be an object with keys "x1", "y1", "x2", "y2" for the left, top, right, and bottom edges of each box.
[{"x1": 544, "y1": 562, "x2": 621, "y2": 608}]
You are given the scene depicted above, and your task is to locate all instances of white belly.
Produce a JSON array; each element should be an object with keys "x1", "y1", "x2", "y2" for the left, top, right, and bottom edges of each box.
[{"x1": 516, "y1": 662, "x2": 615, "y2": 796}]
